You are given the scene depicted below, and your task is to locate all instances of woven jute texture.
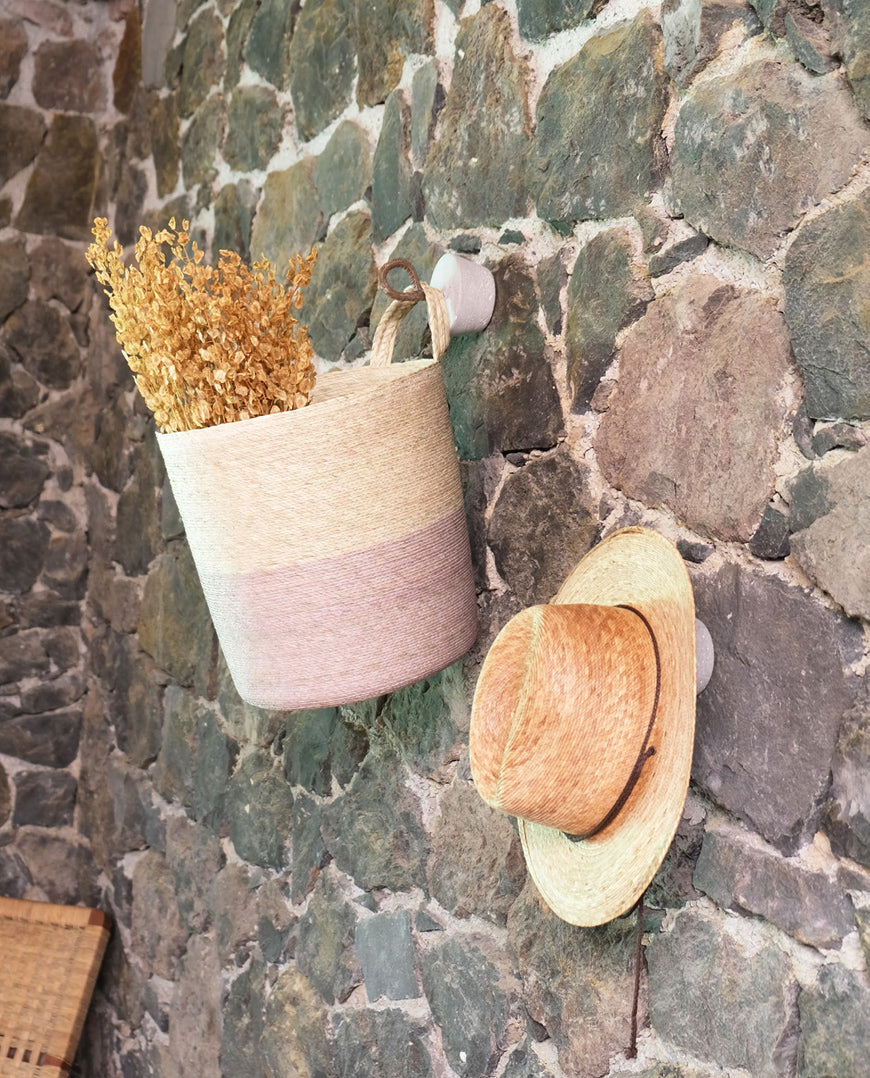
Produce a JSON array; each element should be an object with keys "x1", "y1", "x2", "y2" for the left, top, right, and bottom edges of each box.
[
  {"x1": 157, "y1": 285, "x2": 476, "y2": 710},
  {"x1": 470, "y1": 527, "x2": 695, "y2": 926},
  {"x1": 0, "y1": 898, "x2": 110, "y2": 1077}
]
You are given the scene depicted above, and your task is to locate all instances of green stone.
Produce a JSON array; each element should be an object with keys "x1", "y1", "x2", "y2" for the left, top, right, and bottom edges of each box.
[
  {"x1": 283, "y1": 708, "x2": 340, "y2": 795},
  {"x1": 517, "y1": 0, "x2": 597, "y2": 41},
  {"x1": 313, "y1": 120, "x2": 371, "y2": 222},
  {"x1": 221, "y1": 959, "x2": 267, "y2": 1077},
  {"x1": 220, "y1": 750, "x2": 294, "y2": 869},
  {"x1": 354, "y1": 0, "x2": 432, "y2": 108},
  {"x1": 181, "y1": 94, "x2": 225, "y2": 187},
  {"x1": 290, "y1": 793, "x2": 326, "y2": 903},
  {"x1": 224, "y1": 0, "x2": 259, "y2": 91},
  {"x1": 223, "y1": 86, "x2": 283, "y2": 171},
  {"x1": 371, "y1": 90, "x2": 414, "y2": 244},
  {"x1": 152, "y1": 685, "x2": 198, "y2": 807},
  {"x1": 212, "y1": 180, "x2": 257, "y2": 262},
  {"x1": 423, "y1": 5, "x2": 531, "y2": 229},
  {"x1": 261, "y1": 967, "x2": 332, "y2": 1078},
  {"x1": 15, "y1": 114, "x2": 99, "y2": 241},
  {"x1": 334, "y1": 1009, "x2": 432, "y2": 1078},
  {"x1": 798, "y1": 964, "x2": 870, "y2": 1076},
  {"x1": 533, "y1": 11, "x2": 668, "y2": 226},
  {"x1": 250, "y1": 158, "x2": 323, "y2": 267},
  {"x1": 192, "y1": 706, "x2": 238, "y2": 822},
  {"x1": 288, "y1": 0, "x2": 356, "y2": 141},
  {"x1": 380, "y1": 664, "x2": 462, "y2": 773},
  {"x1": 244, "y1": 0, "x2": 294, "y2": 89},
  {"x1": 295, "y1": 873, "x2": 361, "y2": 1003},
  {"x1": 178, "y1": 9, "x2": 225, "y2": 118},
  {"x1": 410, "y1": 61, "x2": 440, "y2": 164},
  {"x1": 662, "y1": 0, "x2": 762, "y2": 87}
]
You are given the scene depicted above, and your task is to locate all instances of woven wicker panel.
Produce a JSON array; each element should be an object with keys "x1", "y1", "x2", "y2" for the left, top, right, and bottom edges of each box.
[{"x1": 0, "y1": 898, "x2": 110, "y2": 1078}]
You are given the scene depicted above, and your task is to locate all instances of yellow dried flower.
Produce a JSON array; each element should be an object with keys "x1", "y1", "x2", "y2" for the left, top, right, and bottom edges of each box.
[{"x1": 86, "y1": 218, "x2": 318, "y2": 433}]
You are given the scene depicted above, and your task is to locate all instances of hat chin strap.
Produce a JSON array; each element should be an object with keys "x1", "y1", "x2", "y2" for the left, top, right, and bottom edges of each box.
[{"x1": 565, "y1": 604, "x2": 662, "y2": 844}]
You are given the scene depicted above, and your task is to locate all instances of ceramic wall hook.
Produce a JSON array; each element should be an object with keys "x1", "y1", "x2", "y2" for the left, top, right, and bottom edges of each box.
[{"x1": 430, "y1": 252, "x2": 496, "y2": 335}]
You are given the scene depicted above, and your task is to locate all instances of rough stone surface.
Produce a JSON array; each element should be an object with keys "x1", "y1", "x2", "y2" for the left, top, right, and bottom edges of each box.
[
  {"x1": 0, "y1": 18, "x2": 27, "y2": 98},
  {"x1": 517, "y1": 0, "x2": 598, "y2": 40},
  {"x1": 212, "y1": 180, "x2": 257, "y2": 261},
  {"x1": 784, "y1": 190, "x2": 870, "y2": 420},
  {"x1": 131, "y1": 849, "x2": 189, "y2": 979},
  {"x1": 220, "y1": 959, "x2": 266, "y2": 1077},
  {"x1": 825, "y1": 680, "x2": 870, "y2": 867},
  {"x1": 797, "y1": 963, "x2": 870, "y2": 1077},
  {"x1": 0, "y1": 711, "x2": 81, "y2": 768},
  {"x1": 355, "y1": 0, "x2": 431, "y2": 107},
  {"x1": 662, "y1": 0, "x2": 761, "y2": 86},
  {"x1": 223, "y1": 85, "x2": 283, "y2": 171},
  {"x1": 220, "y1": 749, "x2": 294, "y2": 869},
  {"x1": 30, "y1": 238, "x2": 88, "y2": 312},
  {"x1": 368, "y1": 224, "x2": 442, "y2": 363},
  {"x1": 371, "y1": 90, "x2": 414, "y2": 244},
  {"x1": 149, "y1": 92, "x2": 180, "y2": 198},
  {"x1": 0, "y1": 104, "x2": 46, "y2": 186},
  {"x1": 12, "y1": 769, "x2": 77, "y2": 828},
  {"x1": 314, "y1": 120, "x2": 372, "y2": 222},
  {"x1": 533, "y1": 11, "x2": 668, "y2": 226},
  {"x1": 0, "y1": 762, "x2": 10, "y2": 827},
  {"x1": 178, "y1": 9, "x2": 225, "y2": 118},
  {"x1": 834, "y1": 0, "x2": 870, "y2": 118},
  {"x1": 0, "y1": 432, "x2": 50, "y2": 509},
  {"x1": 181, "y1": 94, "x2": 226, "y2": 188},
  {"x1": 692, "y1": 561, "x2": 863, "y2": 850},
  {"x1": 597, "y1": 276, "x2": 796, "y2": 541},
  {"x1": 33, "y1": 40, "x2": 103, "y2": 113},
  {"x1": 296, "y1": 872, "x2": 361, "y2": 1004},
  {"x1": 334, "y1": 1008, "x2": 432, "y2": 1078},
  {"x1": 261, "y1": 966, "x2": 332, "y2": 1078},
  {"x1": 288, "y1": 0, "x2": 356, "y2": 141},
  {"x1": 250, "y1": 157, "x2": 322, "y2": 267},
  {"x1": 410, "y1": 61, "x2": 441, "y2": 165},
  {"x1": 0, "y1": 236, "x2": 30, "y2": 322},
  {"x1": 355, "y1": 911, "x2": 419, "y2": 1000},
  {"x1": 244, "y1": 0, "x2": 295, "y2": 88},
  {"x1": 4, "y1": 300, "x2": 82, "y2": 389},
  {"x1": 167, "y1": 935, "x2": 222, "y2": 1077},
  {"x1": 671, "y1": 61, "x2": 867, "y2": 259},
  {"x1": 14, "y1": 831, "x2": 100, "y2": 907},
  {"x1": 423, "y1": 5, "x2": 531, "y2": 229},
  {"x1": 647, "y1": 907, "x2": 798, "y2": 1077}
]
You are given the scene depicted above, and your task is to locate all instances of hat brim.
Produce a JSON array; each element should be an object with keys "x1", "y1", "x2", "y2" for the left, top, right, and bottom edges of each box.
[{"x1": 518, "y1": 526, "x2": 696, "y2": 926}]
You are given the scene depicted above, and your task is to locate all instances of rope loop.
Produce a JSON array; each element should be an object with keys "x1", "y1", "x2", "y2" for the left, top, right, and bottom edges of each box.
[{"x1": 371, "y1": 260, "x2": 450, "y2": 368}]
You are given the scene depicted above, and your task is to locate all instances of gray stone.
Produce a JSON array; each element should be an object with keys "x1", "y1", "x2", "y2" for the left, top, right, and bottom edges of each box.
[
  {"x1": 0, "y1": 761, "x2": 9, "y2": 826},
  {"x1": 210, "y1": 861, "x2": 259, "y2": 961},
  {"x1": 503, "y1": 1045, "x2": 558, "y2": 1078},
  {"x1": 0, "y1": 432, "x2": 50, "y2": 509},
  {"x1": 517, "y1": 0, "x2": 598, "y2": 40},
  {"x1": 4, "y1": 300, "x2": 81, "y2": 389},
  {"x1": 489, "y1": 451, "x2": 598, "y2": 605},
  {"x1": 647, "y1": 907, "x2": 797, "y2": 1077},
  {"x1": 21, "y1": 672, "x2": 85, "y2": 714},
  {"x1": 142, "y1": 0, "x2": 177, "y2": 86},
  {"x1": 424, "y1": 6, "x2": 530, "y2": 229},
  {"x1": 30, "y1": 238, "x2": 89, "y2": 313},
  {"x1": 333, "y1": 1008, "x2": 432, "y2": 1078},
  {"x1": 15, "y1": 114, "x2": 100, "y2": 241},
  {"x1": 114, "y1": 7, "x2": 143, "y2": 113},
  {"x1": 0, "y1": 236, "x2": 29, "y2": 321},
  {"x1": 422, "y1": 936, "x2": 512, "y2": 1078},
  {"x1": 825, "y1": 680, "x2": 870, "y2": 868},
  {"x1": 221, "y1": 749, "x2": 294, "y2": 869},
  {"x1": 410, "y1": 61, "x2": 441, "y2": 165},
  {"x1": 296, "y1": 872, "x2": 361, "y2": 1004},
  {"x1": 534, "y1": 12, "x2": 667, "y2": 226},
  {"x1": 164, "y1": 813, "x2": 225, "y2": 934},
  {"x1": 178, "y1": 9, "x2": 225, "y2": 118},
  {"x1": 304, "y1": 210, "x2": 377, "y2": 360},
  {"x1": 784, "y1": 190, "x2": 870, "y2": 420},
  {"x1": 114, "y1": 165, "x2": 149, "y2": 248},
  {"x1": 694, "y1": 827, "x2": 856, "y2": 948},
  {"x1": 131, "y1": 849, "x2": 188, "y2": 979},
  {"x1": 508, "y1": 881, "x2": 639, "y2": 1077},
  {"x1": 692, "y1": 561, "x2": 863, "y2": 851},
  {"x1": 221, "y1": 959, "x2": 267, "y2": 1077},
  {"x1": 786, "y1": 8, "x2": 837, "y2": 74},
  {"x1": 749, "y1": 505, "x2": 791, "y2": 560},
  {"x1": 225, "y1": 0, "x2": 258, "y2": 90},
  {"x1": 671, "y1": 61, "x2": 867, "y2": 260},
  {"x1": 116, "y1": 440, "x2": 162, "y2": 577},
  {"x1": 0, "y1": 710, "x2": 81, "y2": 768},
  {"x1": 565, "y1": 227, "x2": 654, "y2": 411},
  {"x1": 356, "y1": 911, "x2": 419, "y2": 1000},
  {"x1": 321, "y1": 751, "x2": 427, "y2": 891},
  {"x1": 355, "y1": 0, "x2": 432, "y2": 107},
  {"x1": 33, "y1": 39, "x2": 103, "y2": 113},
  {"x1": 261, "y1": 967, "x2": 332, "y2": 1078},
  {"x1": 797, "y1": 963, "x2": 870, "y2": 1077},
  {"x1": 283, "y1": 707, "x2": 367, "y2": 795},
  {"x1": 812, "y1": 422, "x2": 866, "y2": 456},
  {"x1": 149, "y1": 91, "x2": 180, "y2": 198},
  {"x1": 314, "y1": 120, "x2": 371, "y2": 221},
  {"x1": 288, "y1": 0, "x2": 356, "y2": 141},
  {"x1": 244, "y1": 0, "x2": 295, "y2": 89},
  {"x1": 224, "y1": 86, "x2": 284, "y2": 171},
  {"x1": 832, "y1": 0, "x2": 870, "y2": 118},
  {"x1": 0, "y1": 346, "x2": 40, "y2": 419},
  {"x1": 372, "y1": 90, "x2": 414, "y2": 244},
  {"x1": 0, "y1": 104, "x2": 45, "y2": 186},
  {"x1": 0, "y1": 848, "x2": 30, "y2": 898},
  {"x1": 181, "y1": 94, "x2": 225, "y2": 188},
  {"x1": 213, "y1": 180, "x2": 257, "y2": 262},
  {"x1": 291, "y1": 792, "x2": 328, "y2": 903},
  {"x1": 441, "y1": 256, "x2": 563, "y2": 460},
  {"x1": 250, "y1": 158, "x2": 323, "y2": 268},
  {"x1": 0, "y1": 18, "x2": 27, "y2": 98},
  {"x1": 662, "y1": 0, "x2": 761, "y2": 87},
  {"x1": 14, "y1": 830, "x2": 100, "y2": 907},
  {"x1": 428, "y1": 779, "x2": 526, "y2": 925},
  {"x1": 380, "y1": 664, "x2": 463, "y2": 773},
  {"x1": 596, "y1": 276, "x2": 796, "y2": 542},
  {"x1": 167, "y1": 935, "x2": 222, "y2": 1078},
  {"x1": 789, "y1": 447, "x2": 870, "y2": 618},
  {"x1": 648, "y1": 233, "x2": 710, "y2": 277}
]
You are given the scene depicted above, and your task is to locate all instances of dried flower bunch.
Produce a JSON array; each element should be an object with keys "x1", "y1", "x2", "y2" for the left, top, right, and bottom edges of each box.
[{"x1": 87, "y1": 217, "x2": 317, "y2": 433}]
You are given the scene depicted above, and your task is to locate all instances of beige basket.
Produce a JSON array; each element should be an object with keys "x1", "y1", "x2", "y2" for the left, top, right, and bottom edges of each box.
[{"x1": 156, "y1": 281, "x2": 477, "y2": 710}]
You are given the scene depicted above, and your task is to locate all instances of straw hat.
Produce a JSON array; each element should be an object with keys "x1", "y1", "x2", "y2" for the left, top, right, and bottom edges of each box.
[{"x1": 469, "y1": 526, "x2": 696, "y2": 925}]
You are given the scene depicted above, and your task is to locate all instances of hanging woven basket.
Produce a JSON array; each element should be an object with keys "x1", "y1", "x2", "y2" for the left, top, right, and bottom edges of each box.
[{"x1": 156, "y1": 265, "x2": 478, "y2": 710}]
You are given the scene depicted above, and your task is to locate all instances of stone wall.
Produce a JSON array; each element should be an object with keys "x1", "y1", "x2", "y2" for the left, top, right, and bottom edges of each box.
[{"x1": 0, "y1": 0, "x2": 869, "y2": 1075}]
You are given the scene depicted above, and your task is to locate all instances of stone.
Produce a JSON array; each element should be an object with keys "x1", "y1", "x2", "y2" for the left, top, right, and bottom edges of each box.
[
  {"x1": 178, "y1": 9, "x2": 225, "y2": 118},
  {"x1": 597, "y1": 276, "x2": 796, "y2": 542},
  {"x1": 749, "y1": 504, "x2": 791, "y2": 560},
  {"x1": 534, "y1": 12, "x2": 667, "y2": 226},
  {"x1": 442, "y1": 256, "x2": 563, "y2": 460},
  {"x1": 410, "y1": 61, "x2": 441, "y2": 165},
  {"x1": 149, "y1": 92, "x2": 180, "y2": 198},
  {"x1": 381, "y1": 664, "x2": 464, "y2": 773},
  {"x1": 648, "y1": 233, "x2": 710, "y2": 277},
  {"x1": 167, "y1": 935, "x2": 222, "y2": 1078},
  {"x1": 334, "y1": 1008, "x2": 432, "y2": 1078},
  {"x1": 0, "y1": 432, "x2": 50, "y2": 509},
  {"x1": 0, "y1": 104, "x2": 45, "y2": 186},
  {"x1": 355, "y1": 0, "x2": 431, "y2": 106},
  {"x1": 138, "y1": 543, "x2": 215, "y2": 692},
  {"x1": 291, "y1": 792, "x2": 328, "y2": 902},
  {"x1": 694, "y1": 826, "x2": 856, "y2": 948},
  {"x1": 30, "y1": 238, "x2": 89, "y2": 313},
  {"x1": 692, "y1": 561, "x2": 863, "y2": 851},
  {"x1": 21, "y1": 672, "x2": 85, "y2": 714},
  {"x1": 565, "y1": 227, "x2": 654, "y2": 411},
  {"x1": 221, "y1": 959, "x2": 267, "y2": 1077},
  {"x1": 0, "y1": 236, "x2": 29, "y2": 322},
  {"x1": 212, "y1": 180, "x2": 257, "y2": 261},
  {"x1": 250, "y1": 158, "x2": 323, "y2": 268},
  {"x1": 786, "y1": 8, "x2": 837, "y2": 74},
  {"x1": 508, "y1": 881, "x2": 639, "y2": 1077},
  {"x1": 488, "y1": 451, "x2": 598, "y2": 605},
  {"x1": 114, "y1": 6, "x2": 143, "y2": 112},
  {"x1": 662, "y1": 0, "x2": 761, "y2": 87},
  {"x1": 812, "y1": 422, "x2": 866, "y2": 456},
  {"x1": 355, "y1": 911, "x2": 419, "y2": 1000},
  {"x1": 4, "y1": 300, "x2": 81, "y2": 390},
  {"x1": 647, "y1": 906, "x2": 797, "y2": 1077},
  {"x1": 825, "y1": 680, "x2": 870, "y2": 867},
  {"x1": 428, "y1": 779, "x2": 526, "y2": 925},
  {"x1": 0, "y1": 18, "x2": 27, "y2": 97},
  {"x1": 33, "y1": 39, "x2": 103, "y2": 112},
  {"x1": 0, "y1": 346, "x2": 40, "y2": 419},
  {"x1": 181, "y1": 94, "x2": 226, "y2": 187},
  {"x1": 116, "y1": 441, "x2": 162, "y2": 577},
  {"x1": 114, "y1": 165, "x2": 149, "y2": 248},
  {"x1": 261, "y1": 967, "x2": 332, "y2": 1078},
  {"x1": 304, "y1": 210, "x2": 377, "y2": 361},
  {"x1": 314, "y1": 120, "x2": 371, "y2": 222},
  {"x1": 224, "y1": 86, "x2": 284, "y2": 171},
  {"x1": 15, "y1": 114, "x2": 100, "y2": 241},
  {"x1": 0, "y1": 848, "x2": 30, "y2": 898},
  {"x1": 422, "y1": 936, "x2": 512, "y2": 1078},
  {"x1": 11, "y1": 769, "x2": 76, "y2": 829},
  {"x1": 368, "y1": 224, "x2": 442, "y2": 362},
  {"x1": 784, "y1": 190, "x2": 870, "y2": 420},
  {"x1": 283, "y1": 707, "x2": 366, "y2": 795},
  {"x1": 131, "y1": 849, "x2": 188, "y2": 979},
  {"x1": 0, "y1": 762, "x2": 9, "y2": 826},
  {"x1": 288, "y1": 0, "x2": 356, "y2": 141},
  {"x1": 423, "y1": 6, "x2": 530, "y2": 229},
  {"x1": 225, "y1": 0, "x2": 258, "y2": 90},
  {"x1": 0, "y1": 709, "x2": 81, "y2": 769},
  {"x1": 295, "y1": 872, "x2": 361, "y2": 1004},
  {"x1": 671, "y1": 62, "x2": 867, "y2": 260},
  {"x1": 789, "y1": 447, "x2": 870, "y2": 618},
  {"x1": 797, "y1": 963, "x2": 870, "y2": 1077},
  {"x1": 503, "y1": 1044, "x2": 558, "y2": 1078},
  {"x1": 0, "y1": 626, "x2": 50, "y2": 685},
  {"x1": 517, "y1": 0, "x2": 598, "y2": 40},
  {"x1": 210, "y1": 861, "x2": 259, "y2": 961},
  {"x1": 142, "y1": 0, "x2": 177, "y2": 85},
  {"x1": 244, "y1": 0, "x2": 295, "y2": 89},
  {"x1": 14, "y1": 830, "x2": 100, "y2": 907},
  {"x1": 372, "y1": 90, "x2": 414, "y2": 244},
  {"x1": 220, "y1": 749, "x2": 294, "y2": 869},
  {"x1": 321, "y1": 751, "x2": 427, "y2": 891},
  {"x1": 832, "y1": 0, "x2": 870, "y2": 118},
  {"x1": 164, "y1": 814, "x2": 225, "y2": 934}
]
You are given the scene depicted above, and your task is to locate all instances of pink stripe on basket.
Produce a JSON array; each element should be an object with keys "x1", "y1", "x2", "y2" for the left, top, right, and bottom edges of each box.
[{"x1": 198, "y1": 507, "x2": 478, "y2": 710}]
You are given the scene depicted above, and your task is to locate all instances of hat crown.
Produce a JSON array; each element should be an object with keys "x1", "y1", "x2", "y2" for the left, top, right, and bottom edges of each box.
[{"x1": 470, "y1": 603, "x2": 658, "y2": 837}]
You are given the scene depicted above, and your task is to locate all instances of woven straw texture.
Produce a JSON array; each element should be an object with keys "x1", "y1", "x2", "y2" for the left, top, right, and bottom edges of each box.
[
  {"x1": 0, "y1": 898, "x2": 110, "y2": 1077},
  {"x1": 470, "y1": 527, "x2": 695, "y2": 926},
  {"x1": 156, "y1": 285, "x2": 476, "y2": 710}
]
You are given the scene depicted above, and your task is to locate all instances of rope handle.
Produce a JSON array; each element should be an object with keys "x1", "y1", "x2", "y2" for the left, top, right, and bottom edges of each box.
[{"x1": 370, "y1": 259, "x2": 451, "y2": 368}]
